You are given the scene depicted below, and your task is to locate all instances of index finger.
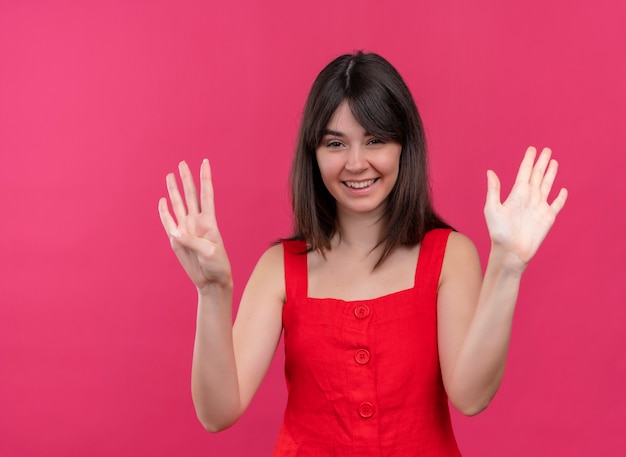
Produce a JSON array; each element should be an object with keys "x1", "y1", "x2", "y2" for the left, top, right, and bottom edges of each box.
[
  {"x1": 179, "y1": 160, "x2": 200, "y2": 215},
  {"x1": 200, "y1": 159, "x2": 217, "y2": 223},
  {"x1": 514, "y1": 146, "x2": 538, "y2": 184}
]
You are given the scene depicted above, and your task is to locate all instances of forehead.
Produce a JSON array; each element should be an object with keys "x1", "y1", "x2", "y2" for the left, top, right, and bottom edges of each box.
[{"x1": 325, "y1": 101, "x2": 367, "y2": 135}]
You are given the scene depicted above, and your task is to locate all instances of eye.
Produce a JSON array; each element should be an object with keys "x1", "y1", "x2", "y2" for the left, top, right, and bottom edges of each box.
[
  {"x1": 368, "y1": 138, "x2": 386, "y2": 145},
  {"x1": 326, "y1": 140, "x2": 344, "y2": 148}
]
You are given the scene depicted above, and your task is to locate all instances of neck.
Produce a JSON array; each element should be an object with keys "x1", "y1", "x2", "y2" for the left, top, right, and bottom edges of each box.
[{"x1": 334, "y1": 209, "x2": 386, "y2": 256}]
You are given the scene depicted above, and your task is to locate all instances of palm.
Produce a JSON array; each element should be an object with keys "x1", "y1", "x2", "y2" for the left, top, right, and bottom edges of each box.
[
  {"x1": 484, "y1": 147, "x2": 568, "y2": 269},
  {"x1": 158, "y1": 160, "x2": 232, "y2": 290}
]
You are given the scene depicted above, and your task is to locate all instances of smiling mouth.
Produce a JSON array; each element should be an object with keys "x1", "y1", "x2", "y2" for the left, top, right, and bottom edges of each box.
[{"x1": 343, "y1": 178, "x2": 377, "y2": 189}]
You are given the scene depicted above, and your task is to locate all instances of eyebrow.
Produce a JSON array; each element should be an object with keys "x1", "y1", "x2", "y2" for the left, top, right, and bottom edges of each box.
[
  {"x1": 322, "y1": 129, "x2": 345, "y2": 137},
  {"x1": 322, "y1": 129, "x2": 374, "y2": 137}
]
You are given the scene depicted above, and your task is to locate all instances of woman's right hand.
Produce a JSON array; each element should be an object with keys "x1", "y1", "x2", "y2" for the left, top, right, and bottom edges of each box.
[{"x1": 158, "y1": 160, "x2": 232, "y2": 292}]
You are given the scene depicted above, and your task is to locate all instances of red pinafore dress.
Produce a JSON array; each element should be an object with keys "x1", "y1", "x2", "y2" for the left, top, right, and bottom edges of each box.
[{"x1": 273, "y1": 228, "x2": 461, "y2": 457}]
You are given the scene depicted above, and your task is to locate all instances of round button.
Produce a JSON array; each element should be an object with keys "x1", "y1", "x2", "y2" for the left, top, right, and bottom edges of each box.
[
  {"x1": 354, "y1": 305, "x2": 370, "y2": 319},
  {"x1": 358, "y1": 402, "x2": 374, "y2": 418},
  {"x1": 354, "y1": 349, "x2": 370, "y2": 365}
]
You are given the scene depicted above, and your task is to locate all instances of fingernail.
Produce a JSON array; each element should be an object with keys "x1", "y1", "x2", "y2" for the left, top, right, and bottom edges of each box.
[{"x1": 170, "y1": 229, "x2": 182, "y2": 238}]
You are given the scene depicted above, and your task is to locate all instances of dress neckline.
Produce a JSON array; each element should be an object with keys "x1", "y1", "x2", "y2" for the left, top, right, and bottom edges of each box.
[
  {"x1": 305, "y1": 286, "x2": 416, "y2": 304},
  {"x1": 282, "y1": 229, "x2": 450, "y2": 306},
  {"x1": 304, "y1": 241, "x2": 427, "y2": 303}
]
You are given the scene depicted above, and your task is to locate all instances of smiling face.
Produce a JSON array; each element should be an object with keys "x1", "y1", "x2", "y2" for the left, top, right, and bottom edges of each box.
[
  {"x1": 291, "y1": 53, "x2": 442, "y2": 264},
  {"x1": 315, "y1": 101, "x2": 402, "y2": 219}
]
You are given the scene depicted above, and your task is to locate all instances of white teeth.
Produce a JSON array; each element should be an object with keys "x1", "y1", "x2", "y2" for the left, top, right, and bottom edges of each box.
[{"x1": 345, "y1": 179, "x2": 376, "y2": 189}]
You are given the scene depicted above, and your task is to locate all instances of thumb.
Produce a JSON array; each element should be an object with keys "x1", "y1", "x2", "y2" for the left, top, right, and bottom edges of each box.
[
  {"x1": 170, "y1": 229, "x2": 216, "y2": 257},
  {"x1": 485, "y1": 170, "x2": 501, "y2": 209}
]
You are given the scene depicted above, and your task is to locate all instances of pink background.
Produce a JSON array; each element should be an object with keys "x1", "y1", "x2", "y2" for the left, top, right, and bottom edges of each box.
[{"x1": 1, "y1": 0, "x2": 624, "y2": 455}]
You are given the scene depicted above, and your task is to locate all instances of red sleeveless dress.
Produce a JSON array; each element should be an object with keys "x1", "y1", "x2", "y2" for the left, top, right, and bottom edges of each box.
[{"x1": 273, "y1": 229, "x2": 461, "y2": 457}]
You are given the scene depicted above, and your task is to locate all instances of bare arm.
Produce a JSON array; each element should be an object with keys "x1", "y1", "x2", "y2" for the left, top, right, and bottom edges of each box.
[
  {"x1": 158, "y1": 160, "x2": 284, "y2": 431},
  {"x1": 191, "y1": 246, "x2": 284, "y2": 431},
  {"x1": 438, "y1": 147, "x2": 568, "y2": 415}
]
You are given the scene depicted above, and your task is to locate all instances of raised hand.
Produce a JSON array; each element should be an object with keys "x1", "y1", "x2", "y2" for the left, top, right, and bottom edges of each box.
[
  {"x1": 158, "y1": 160, "x2": 232, "y2": 291},
  {"x1": 484, "y1": 146, "x2": 568, "y2": 272}
]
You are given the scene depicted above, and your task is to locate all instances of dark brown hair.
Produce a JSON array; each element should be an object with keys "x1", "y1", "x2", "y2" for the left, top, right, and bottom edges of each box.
[{"x1": 289, "y1": 51, "x2": 451, "y2": 267}]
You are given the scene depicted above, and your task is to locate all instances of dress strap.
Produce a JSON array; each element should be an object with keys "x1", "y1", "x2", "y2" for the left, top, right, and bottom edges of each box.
[
  {"x1": 415, "y1": 228, "x2": 453, "y2": 289},
  {"x1": 282, "y1": 240, "x2": 308, "y2": 301}
]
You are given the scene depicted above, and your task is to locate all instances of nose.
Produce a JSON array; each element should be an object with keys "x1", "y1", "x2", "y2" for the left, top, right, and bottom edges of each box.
[{"x1": 345, "y1": 145, "x2": 368, "y2": 173}]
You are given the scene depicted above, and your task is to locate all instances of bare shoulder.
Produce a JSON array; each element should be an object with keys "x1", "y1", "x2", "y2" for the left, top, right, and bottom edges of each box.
[
  {"x1": 257, "y1": 243, "x2": 284, "y2": 267},
  {"x1": 441, "y1": 231, "x2": 482, "y2": 286},
  {"x1": 246, "y1": 243, "x2": 286, "y2": 303},
  {"x1": 445, "y1": 231, "x2": 479, "y2": 260},
  {"x1": 234, "y1": 243, "x2": 285, "y2": 341},
  {"x1": 437, "y1": 232, "x2": 482, "y2": 348}
]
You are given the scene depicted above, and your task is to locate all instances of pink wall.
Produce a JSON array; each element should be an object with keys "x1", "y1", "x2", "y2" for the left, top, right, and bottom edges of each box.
[{"x1": 1, "y1": 0, "x2": 624, "y2": 455}]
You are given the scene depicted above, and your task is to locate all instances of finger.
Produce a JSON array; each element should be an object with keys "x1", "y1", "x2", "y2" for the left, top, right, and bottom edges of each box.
[
  {"x1": 166, "y1": 172, "x2": 187, "y2": 223},
  {"x1": 171, "y1": 229, "x2": 217, "y2": 257},
  {"x1": 550, "y1": 187, "x2": 568, "y2": 214},
  {"x1": 200, "y1": 159, "x2": 217, "y2": 224},
  {"x1": 529, "y1": 147, "x2": 552, "y2": 189},
  {"x1": 540, "y1": 159, "x2": 559, "y2": 200},
  {"x1": 158, "y1": 197, "x2": 181, "y2": 238},
  {"x1": 485, "y1": 169, "x2": 501, "y2": 208},
  {"x1": 178, "y1": 161, "x2": 200, "y2": 215},
  {"x1": 514, "y1": 146, "x2": 537, "y2": 184}
]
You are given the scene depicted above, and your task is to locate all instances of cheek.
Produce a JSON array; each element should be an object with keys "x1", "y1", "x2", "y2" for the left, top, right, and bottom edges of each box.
[
  {"x1": 316, "y1": 154, "x2": 341, "y2": 180},
  {"x1": 382, "y1": 150, "x2": 401, "y2": 174},
  {"x1": 385, "y1": 150, "x2": 402, "y2": 186}
]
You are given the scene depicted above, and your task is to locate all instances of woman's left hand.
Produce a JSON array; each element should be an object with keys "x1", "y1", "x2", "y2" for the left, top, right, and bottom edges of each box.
[{"x1": 484, "y1": 146, "x2": 568, "y2": 272}]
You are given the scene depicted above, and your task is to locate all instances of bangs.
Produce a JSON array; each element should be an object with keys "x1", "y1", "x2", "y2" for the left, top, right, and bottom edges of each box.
[
  {"x1": 309, "y1": 92, "x2": 403, "y2": 148},
  {"x1": 346, "y1": 76, "x2": 404, "y2": 143},
  {"x1": 307, "y1": 87, "x2": 345, "y2": 150}
]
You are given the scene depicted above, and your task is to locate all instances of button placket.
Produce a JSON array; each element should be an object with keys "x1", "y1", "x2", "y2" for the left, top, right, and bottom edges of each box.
[{"x1": 351, "y1": 304, "x2": 375, "y2": 420}]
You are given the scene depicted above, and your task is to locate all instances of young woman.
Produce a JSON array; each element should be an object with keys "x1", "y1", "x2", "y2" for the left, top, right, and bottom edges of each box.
[{"x1": 158, "y1": 52, "x2": 567, "y2": 456}]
